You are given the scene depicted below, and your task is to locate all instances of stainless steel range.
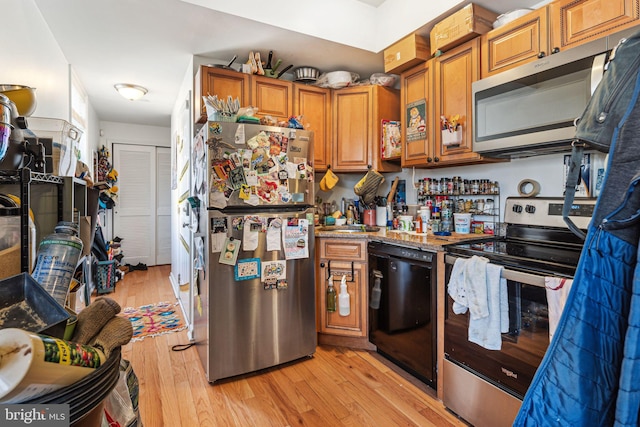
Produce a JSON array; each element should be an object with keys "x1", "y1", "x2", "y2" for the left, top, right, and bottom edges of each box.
[{"x1": 442, "y1": 197, "x2": 596, "y2": 427}]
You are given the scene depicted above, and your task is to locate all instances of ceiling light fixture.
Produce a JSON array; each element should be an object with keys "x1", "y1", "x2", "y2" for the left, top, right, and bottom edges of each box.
[{"x1": 114, "y1": 83, "x2": 148, "y2": 101}]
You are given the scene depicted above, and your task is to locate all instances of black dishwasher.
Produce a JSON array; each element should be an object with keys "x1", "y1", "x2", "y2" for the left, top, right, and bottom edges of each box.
[{"x1": 368, "y1": 241, "x2": 437, "y2": 389}]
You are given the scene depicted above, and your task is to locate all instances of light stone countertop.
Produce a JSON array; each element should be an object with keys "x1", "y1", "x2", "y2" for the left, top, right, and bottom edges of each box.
[{"x1": 315, "y1": 226, "x2": 494, "y2": 251}]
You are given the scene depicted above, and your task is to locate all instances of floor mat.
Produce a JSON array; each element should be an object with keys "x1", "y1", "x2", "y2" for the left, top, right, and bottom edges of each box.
[{"x1": 123, "y1": 301, "x2": 186, "y2": 342}]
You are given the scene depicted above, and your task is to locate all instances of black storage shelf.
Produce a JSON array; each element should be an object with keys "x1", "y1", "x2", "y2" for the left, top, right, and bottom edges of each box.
[{"x1": 0, "y1": 168, "x2": 65, "y2": 272}]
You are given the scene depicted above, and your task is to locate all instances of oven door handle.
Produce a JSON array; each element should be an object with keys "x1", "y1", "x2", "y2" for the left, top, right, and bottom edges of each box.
[{"x1": 445, "y1": 254, "x2": 546, "y2": 288}]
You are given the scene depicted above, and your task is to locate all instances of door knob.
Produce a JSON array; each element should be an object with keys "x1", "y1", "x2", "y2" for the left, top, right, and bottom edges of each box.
[{"x1": 182, "y1": 222, "x2": 189, "y2": 228}]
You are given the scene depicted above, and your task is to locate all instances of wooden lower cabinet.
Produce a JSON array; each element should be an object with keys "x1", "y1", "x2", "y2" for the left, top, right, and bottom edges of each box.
[{"x1": 316, "y1": 238, "x2": 373, "y2": 349}]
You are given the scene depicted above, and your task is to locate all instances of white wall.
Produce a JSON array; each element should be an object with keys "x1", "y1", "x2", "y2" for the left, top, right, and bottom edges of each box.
[
  {"x1": 1, "y1": 0, "x2": 70, "y2": 119},
  {"x1": 315, "y1": 151, "x2": 601, "y2": 220},
  {"x1": 1, "y1": 0, "x2": 106, "y2": 168},
  {"x1": 99, "y1": 121, "x2": 170, "y2": 147}
]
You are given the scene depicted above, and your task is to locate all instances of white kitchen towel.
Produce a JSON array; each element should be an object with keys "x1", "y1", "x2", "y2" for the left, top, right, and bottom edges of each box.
[
  {"x1": 545, "y1": 277, "x2": 574, "y2": 341},
  {"x1": 468, "y1": 262, "x2": 507, "y2": 350},
  {"x1": 447, "y1": 255, "x2": 489, "y2": 319},
  {"x1": 447, "y1": 257, "x2": 468, "y2": 314}
]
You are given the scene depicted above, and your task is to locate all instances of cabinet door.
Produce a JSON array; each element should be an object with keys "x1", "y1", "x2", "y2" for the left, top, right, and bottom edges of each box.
[
  {"x1": 401, "y1": 61, "x2": 435, "y2": 167},
  {"x1": 317, "y1": 260, "x2": 367, "y2": 337},
  {"x1": 332, "y1": 86, "x2": 401, "y2": 172},
  {"x1": 195, "y1": 66, "x2": 250, "y2": 124},
  {"x1": 251, "y1": 76, "x2": 293, "y2": 122},
  {"x1": 294, "y1": 84, "x2": 332, "y2": 171},
  {"x1": 372, "y1": 87, "x2": 402, "y2": 173},
  {"x1": 481, "y1": 7, "x2": 549, "y2": 78},
  {"x1": 550, "y1": 0, "x2": 640, "y2": 52},
  {"x1": 434, "y1": 38, "x2": 483, "y2": 165},
  {"x1": 332, "y1": 87, "x2": 372, "y2": 172}
]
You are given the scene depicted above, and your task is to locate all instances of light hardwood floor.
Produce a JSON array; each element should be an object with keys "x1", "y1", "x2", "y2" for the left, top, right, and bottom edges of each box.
[{"x1": 107, "y1": 265, "x2": 466, "y2": 427}]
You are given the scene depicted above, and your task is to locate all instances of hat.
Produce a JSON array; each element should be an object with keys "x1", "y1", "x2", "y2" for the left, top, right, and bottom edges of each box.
[{"x1": 319, "y1": 169, "x2": 339, "y2": 191}]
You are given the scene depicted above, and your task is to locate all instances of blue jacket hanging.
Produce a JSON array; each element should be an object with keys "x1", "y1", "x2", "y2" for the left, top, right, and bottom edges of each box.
[
  {"x1": 515, "y1": 30, "x2": 640, "y2": 426},
  {"x1": 514, "y1": 33, "x2": 640, "y2": 426}
]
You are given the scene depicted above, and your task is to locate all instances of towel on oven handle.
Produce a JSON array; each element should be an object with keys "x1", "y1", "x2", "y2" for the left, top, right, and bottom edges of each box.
[
  {"x1": 448, "y1": 255, "x2": 489, "y2": 319},
  {"x1": 545, "y1": 277, "x2": 574, "y2": 342},
  {"x1": 447, "y1": 256, "x2": 508, "y2": 350}
]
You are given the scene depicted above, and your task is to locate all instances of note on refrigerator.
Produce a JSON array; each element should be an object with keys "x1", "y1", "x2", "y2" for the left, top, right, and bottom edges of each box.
[
  {"x1": 283, "y1": 218, "x2": 309, "y2": 260},
  {"x1": 267, "y1": 218, "x2": 283, "y2": 252}
]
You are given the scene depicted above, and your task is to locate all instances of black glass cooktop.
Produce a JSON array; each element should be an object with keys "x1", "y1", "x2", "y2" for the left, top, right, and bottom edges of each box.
[{"x1": 446, "y1": 238, "x2": 583, "y2": 278}]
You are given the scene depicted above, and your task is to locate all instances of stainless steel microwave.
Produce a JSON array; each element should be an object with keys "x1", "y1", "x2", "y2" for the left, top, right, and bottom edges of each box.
[{"x1": 472, "y1": 36, "x2": 616, "y2": 158}]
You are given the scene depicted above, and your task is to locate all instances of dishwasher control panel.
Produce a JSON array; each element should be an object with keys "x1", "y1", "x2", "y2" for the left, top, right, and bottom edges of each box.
[{"x1": 369, "y1": 242, "x2": 434, "y2": 264}]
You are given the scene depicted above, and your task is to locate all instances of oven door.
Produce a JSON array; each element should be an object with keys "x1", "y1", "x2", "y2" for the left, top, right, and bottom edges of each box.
[{"x1": 444, "y1": 255, "x2": 550, "y2": 399}]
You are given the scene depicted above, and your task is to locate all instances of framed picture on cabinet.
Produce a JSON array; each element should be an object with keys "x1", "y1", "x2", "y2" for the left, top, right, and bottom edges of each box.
[{"x1": 406, "y1": 99, "x2": 426, "y2": 142}]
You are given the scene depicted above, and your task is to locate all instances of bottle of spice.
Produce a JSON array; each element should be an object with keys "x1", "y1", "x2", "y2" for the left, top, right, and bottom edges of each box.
[{"x1": 471, "y1": 180, "x2": 479, "y2": 195}]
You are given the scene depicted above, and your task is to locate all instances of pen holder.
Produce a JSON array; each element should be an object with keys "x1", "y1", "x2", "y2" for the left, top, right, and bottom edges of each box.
[{"x1": 442, "y1": 127, "x2": 463, "y2": 146}]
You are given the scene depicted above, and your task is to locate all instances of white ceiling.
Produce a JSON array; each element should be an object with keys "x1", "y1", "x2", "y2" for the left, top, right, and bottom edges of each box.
[{"x1": 33, "y1": 0, "x2": 547, "y2": 128}]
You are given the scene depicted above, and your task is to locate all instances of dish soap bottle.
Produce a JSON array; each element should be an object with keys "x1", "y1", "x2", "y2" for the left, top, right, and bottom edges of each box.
[
  {"x1": 338, "y1": 275, "x2": 350, "y2": 317},
  {"x1": 326, "y1": 274, "x2": 336, "y2": 312}
]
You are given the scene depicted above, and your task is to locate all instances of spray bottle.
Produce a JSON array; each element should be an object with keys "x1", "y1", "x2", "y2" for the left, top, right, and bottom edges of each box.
[
  {"x1": 338, "y1": 274, "x2": 350, "y2": 316},
  {"x1": 370, "y1": 270, "x2": 382, "y2": 309},
  {"x1": 326, "y1": 274, "x2": 336, "y2": 312}
]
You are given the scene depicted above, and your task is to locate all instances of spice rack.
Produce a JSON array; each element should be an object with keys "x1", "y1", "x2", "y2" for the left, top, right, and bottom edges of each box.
[{"x1": 416, "y1": 176, "x2": 500, "y2": 235}]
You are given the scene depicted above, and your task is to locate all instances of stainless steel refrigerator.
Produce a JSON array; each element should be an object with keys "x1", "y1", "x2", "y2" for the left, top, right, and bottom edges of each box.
[{"x1": 191, "y1": 121, "x2": 316, "y2": 382}]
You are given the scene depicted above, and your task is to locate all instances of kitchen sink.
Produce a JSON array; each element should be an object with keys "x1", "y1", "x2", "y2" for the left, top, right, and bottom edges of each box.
[{"x1": 317, "y1": 225, "x2": 380, "y2": 233}]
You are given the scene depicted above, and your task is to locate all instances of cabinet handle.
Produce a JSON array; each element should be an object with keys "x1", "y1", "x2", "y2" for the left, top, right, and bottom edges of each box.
[
  {"x1": 434, "y1": 157, "x2": 440, "y2": 163},
  {"x1": 427, "y1": 157, "x2": 433, "y2": 162},
  {"x1": 320, "y1": 262, "x2": 325, "y2": 268},
  {"x1": 551, "y1": 47, "x2": 560, "y2": 54},
  {"x1": 538, "y1": 51, "x2": 546, "y2": 58}
]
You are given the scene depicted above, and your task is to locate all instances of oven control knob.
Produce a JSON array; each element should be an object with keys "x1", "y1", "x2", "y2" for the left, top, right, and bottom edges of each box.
[
  {"x1": 525, "y1": 205, "x2": 536, "y2": 214},
  {"x1": 512, "y1": 204, "x2": 523, "y2": 213}
]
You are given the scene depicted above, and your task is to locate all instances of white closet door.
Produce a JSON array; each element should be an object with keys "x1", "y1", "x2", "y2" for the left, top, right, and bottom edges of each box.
[
  {"x1": 113, "y1": 144, "x2": 156, "y2": 266},
  {"x1": 156, "y1": 147, "x2": 172, "y2": 265}
]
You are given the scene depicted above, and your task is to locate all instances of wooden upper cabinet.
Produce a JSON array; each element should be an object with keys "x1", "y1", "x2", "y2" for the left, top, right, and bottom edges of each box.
[
  {"x1": 294, "y1": 84, "x2": 332, "y2": 172},
  {"x1": 401, "y1": 60, "x2": 435, "y2": 167},
  {"x1": 481, "y1": 7, "x2": 550, "y2": 77},
  {"x1": 332, "y1": 86, "x2": 401, "y2": 173},
  {"x1": 433, "y1": 38, "x2": 484, "y2": 165},
  {"x1": 250, "y1": 76, "x2": 293, "y2": 122},
  {"x1": 194, "y1": 65, "x2": 250, "y2": 124},
  {"x1": 550, "y1": 0, "x2": 640, "y2": 51}
]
